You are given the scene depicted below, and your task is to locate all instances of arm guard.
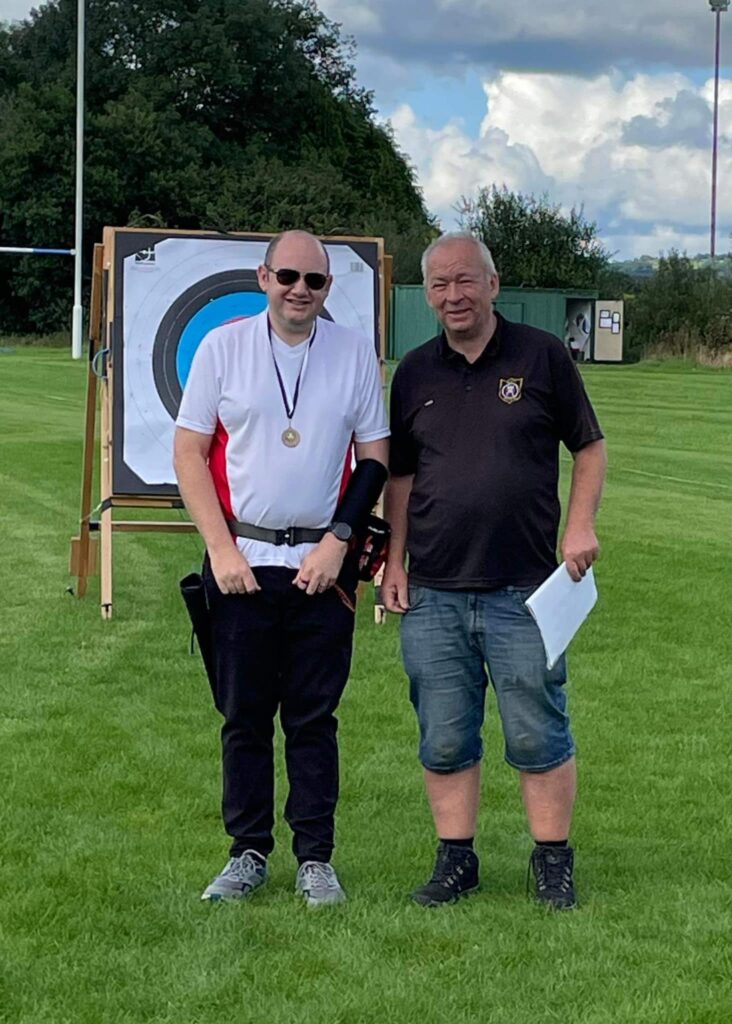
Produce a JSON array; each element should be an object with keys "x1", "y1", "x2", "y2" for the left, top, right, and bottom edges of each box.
[{"x1": 333, "y1": 458, "x2": 388, "y2": 535}]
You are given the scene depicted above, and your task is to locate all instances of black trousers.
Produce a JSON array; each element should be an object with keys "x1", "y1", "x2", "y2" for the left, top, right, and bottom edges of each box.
[{"x1": 203, "y1": 562, "x2": 356, "y2": 863}]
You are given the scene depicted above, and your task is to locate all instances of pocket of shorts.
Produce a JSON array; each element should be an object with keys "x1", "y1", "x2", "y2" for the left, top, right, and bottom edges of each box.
[
  {"x1": 407, "y1": 583, "x2": 426, "y2": 611},
  {"x1": 503, "y1": 585, "x2": 537, "y2": 612}
]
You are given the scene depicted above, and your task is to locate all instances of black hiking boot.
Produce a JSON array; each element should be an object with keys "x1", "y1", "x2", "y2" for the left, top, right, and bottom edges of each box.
[
  {"x1": 411, "y1": 842, "x2": 480, "y2": 907},
  {"x1": 529, "y1": 844, "x2": 578, "y2": 910}
]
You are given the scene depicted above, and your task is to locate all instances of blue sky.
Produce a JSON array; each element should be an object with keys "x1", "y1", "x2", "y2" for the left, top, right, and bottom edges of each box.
[{"x1": 5, "y1": 0, "x2": 732, "y2": 260}]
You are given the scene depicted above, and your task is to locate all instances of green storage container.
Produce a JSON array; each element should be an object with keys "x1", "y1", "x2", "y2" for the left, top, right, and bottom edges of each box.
[{"x1": 388, "y1": 285, "x2": 598, "y2": 359}]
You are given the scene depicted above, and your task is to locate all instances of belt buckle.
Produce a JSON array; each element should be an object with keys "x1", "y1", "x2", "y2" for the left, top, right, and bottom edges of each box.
[{"x1": 276, "y1": 527, "x2": 297, "y2": 546}]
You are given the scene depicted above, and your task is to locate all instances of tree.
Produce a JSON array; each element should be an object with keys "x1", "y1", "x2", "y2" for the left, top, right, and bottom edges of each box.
[
  {"x1": 0, "y1": 0, "x2": 433, "y2": 332},
  {"x1": 457, "y1": 186, "x2": 610, "y2": 290},
  {"x1": 595, "y1": 265, "x2": 636, "y2": 301},
  {"x1": 625, "y1": 250, "x2": 732, "y2": 360}
]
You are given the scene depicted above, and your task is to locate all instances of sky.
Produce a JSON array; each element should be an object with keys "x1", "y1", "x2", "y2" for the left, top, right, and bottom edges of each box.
[{"x1": 4, "y1": 0, "x2": 732, "y2": 260}]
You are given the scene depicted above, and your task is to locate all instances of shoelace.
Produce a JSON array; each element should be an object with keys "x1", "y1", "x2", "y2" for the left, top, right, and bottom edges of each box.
[
  {"x1": 225, "y1": 854, "x2": 263, "y2": 882},
  {"x1": 527, "y1": 849, "x2": 572, "y2": 897},
  {"x1": 300, "y1": 862, "x2": 337, "y2": 892},
  {"x1": 432, "y1": 848, "x2": 469, "y2": 889}
]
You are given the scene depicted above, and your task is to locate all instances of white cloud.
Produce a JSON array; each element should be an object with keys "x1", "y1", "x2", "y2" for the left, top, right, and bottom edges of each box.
[
  {"x1": 386, "y1": 70, "x2": 732, "y2": 258},
  {"x1": 390, "y1": 103, "x2": 552, "y2": 213}
]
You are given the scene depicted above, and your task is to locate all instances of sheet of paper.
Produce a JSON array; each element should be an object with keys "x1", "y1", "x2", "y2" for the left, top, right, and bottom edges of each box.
[{"x1": 525, "y1": 563, "x2": 598, "y2": 670}]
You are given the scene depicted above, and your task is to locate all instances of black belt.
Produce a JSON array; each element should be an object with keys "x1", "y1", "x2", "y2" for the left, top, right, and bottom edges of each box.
[{"x1": 228, "y1": 521, "x2": 327, "y2": 546}]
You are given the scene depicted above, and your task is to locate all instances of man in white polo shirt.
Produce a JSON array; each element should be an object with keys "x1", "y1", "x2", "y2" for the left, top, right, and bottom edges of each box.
[{"x1": 174, "y1": 230, "x2": 389, "y2": 907}]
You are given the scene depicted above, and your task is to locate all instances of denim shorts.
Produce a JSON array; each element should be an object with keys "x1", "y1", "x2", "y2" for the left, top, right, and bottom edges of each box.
[{"x1": 401, "y1": 584, "x2": 575, "y2": 774}]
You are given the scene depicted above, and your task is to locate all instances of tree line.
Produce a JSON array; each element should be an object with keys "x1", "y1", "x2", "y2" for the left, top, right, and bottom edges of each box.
[
  {"x1": 0, "y1": 0, "x2": 435, "y2": 332},
  {"x1": 2, "y1": 3, "x2": 729, "y2": 361}
]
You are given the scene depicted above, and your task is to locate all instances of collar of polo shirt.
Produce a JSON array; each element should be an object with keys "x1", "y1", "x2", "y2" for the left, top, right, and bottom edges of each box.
[{"x1": 437, "y1": 311, "x2": 504, "y2": 365}]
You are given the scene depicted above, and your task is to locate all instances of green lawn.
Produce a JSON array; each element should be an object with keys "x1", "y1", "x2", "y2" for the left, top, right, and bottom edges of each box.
[{"x1": 1, "y1": 350, "x2": 731, "y2": 1024}]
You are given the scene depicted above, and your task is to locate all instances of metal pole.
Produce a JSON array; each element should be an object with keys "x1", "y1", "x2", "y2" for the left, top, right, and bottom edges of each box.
[
  {"x1": 71, "y1": 0, "x2": 85, "y2": 359},
  {"x1": 0, "y1": 247, "x2": 75, "y2": 256},
  {"x1": 711, "y1": 10, "x2": 723, "y2": 259}
]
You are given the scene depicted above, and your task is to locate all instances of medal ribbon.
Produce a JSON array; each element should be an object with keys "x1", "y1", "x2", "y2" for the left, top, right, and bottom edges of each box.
[{"x1": 267, "y1": 317, "x2": 317, "y2": 423}]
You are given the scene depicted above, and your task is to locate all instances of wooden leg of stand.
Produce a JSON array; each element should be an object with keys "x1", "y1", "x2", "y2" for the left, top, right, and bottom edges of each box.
[
  {"x1": 76, "y1": 363, "x2": 98, "y2": 598},
  {"x1": 372, "y1": 493, "x2": 387, "y2": 624},
  {"x1": 76, "y1": 536, "x2": 91, "y2": 598},
  {"x1": 100, "y1": 377, "x2": 113, "y2": 620},
  {"x1": 100, "y1": 509, "x2": 113, "y2": 620},
  {"x1": 74, "y1": 242, "x2": 104, "y2": 600},
  {"x1": 76, "y1": 541, "x2": 90, "y2": 598},
  {"x1": 373, "y1": 562, "x2": 386, "y2": 625},
  {"x1": 69, "y1": 533, "x2": 98, "y2": 595}
]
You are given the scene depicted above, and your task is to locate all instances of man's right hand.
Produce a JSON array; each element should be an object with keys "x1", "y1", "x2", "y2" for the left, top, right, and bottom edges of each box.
[
  {"x1": 381, "y1": 560, "x2": 410, "y2": 614},
  {"x1": 210, "y1": 547, "x2": 261, "y2": 595}
]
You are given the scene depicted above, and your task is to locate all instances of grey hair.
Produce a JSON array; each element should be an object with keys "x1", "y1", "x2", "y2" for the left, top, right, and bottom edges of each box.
[
  {"x1": 264, "y1": 230, "x2": 330, "y2": 273},
  {"x1": 421, "y1": 231, "x2": 496, "y2": 282}
]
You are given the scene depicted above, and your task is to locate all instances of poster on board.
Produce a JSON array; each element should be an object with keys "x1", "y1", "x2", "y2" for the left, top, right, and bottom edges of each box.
[{"x1": 109, "y1": 230, "x2": 383, "y2": 496}]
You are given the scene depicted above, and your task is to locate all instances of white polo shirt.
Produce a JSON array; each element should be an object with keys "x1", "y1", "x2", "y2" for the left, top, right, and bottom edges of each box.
[{"x1": 176, "y1": 310, "x2": 389, "y2": 568}]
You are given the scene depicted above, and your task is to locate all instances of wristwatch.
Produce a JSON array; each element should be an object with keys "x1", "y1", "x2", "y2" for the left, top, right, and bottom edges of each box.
[{"x1": 326, "y1": 521, "x2": 353, "y2": 543}]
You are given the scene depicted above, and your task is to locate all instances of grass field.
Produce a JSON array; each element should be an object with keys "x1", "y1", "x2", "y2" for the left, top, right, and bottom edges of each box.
[{"x1": 1, "y1": 349, "x2": 731, "y2": 1024}]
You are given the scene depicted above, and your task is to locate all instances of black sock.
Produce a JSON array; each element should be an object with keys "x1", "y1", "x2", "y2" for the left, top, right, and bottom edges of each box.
[
  {"x1": 297, "y1": 856, "x2": 330, "y2": 866},
  {"x1": 535, "y1": 839, "x2": 568, "y2": 848},
  {"x1": 440, "y1": 837, "x2": 474, "y2": 850}
]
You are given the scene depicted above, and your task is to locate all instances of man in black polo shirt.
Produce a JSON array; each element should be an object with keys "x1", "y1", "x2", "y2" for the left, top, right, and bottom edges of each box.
[{"x1": 382, "y1": 232, "x2": 606, "y2": 910}]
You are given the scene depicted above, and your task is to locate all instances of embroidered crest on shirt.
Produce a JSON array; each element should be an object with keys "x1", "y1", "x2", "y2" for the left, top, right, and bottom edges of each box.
[{"x1": 498, "y1": 377, "x2": 524, "y2": 404}]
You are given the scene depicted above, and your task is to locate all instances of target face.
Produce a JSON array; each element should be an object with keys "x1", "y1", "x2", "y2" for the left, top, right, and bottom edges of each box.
[{"x1": 111, "y1": 231, "x2": 382, "y2": 496}]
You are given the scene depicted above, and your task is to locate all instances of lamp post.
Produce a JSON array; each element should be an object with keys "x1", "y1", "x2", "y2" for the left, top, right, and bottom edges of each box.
[
  {"x1": 709, "y1": 0, "x2": 729, "y2": 259},
  {"x1": 71, "y1": 0, "x2": 85, "y2": 359}
]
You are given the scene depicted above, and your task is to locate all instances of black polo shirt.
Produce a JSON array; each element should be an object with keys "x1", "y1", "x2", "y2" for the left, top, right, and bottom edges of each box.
[{"x1": 389, "y1": 313, "x2": 604, "y2": 589}]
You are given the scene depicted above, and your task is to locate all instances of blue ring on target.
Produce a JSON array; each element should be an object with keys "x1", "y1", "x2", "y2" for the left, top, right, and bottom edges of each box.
[
  {"x1": 177, "y1": 292, "x2": 267, "y2": 389},
  {"x1": 152, "y1": 270, "x2": 264, "y2": 419}
]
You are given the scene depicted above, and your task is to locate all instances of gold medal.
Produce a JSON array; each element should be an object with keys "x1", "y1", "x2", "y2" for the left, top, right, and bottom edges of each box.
[
  {"x1": 282, "y1": 427, "x2": 301, "y2": 448},
  {"x1": 268, "y1": 318, "x2": 316, "y2": 453}
]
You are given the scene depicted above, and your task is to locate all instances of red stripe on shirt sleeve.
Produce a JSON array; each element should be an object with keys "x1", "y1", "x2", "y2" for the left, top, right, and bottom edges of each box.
[
  {"x1": 208, "y1": 419, "x2": 234, "y2": 521},
  {"x1": 338, "y1": 439, "x2": 355, "y2": 503}
]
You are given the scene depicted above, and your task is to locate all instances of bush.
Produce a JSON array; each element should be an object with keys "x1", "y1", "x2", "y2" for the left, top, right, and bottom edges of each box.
[{"x1": 626, "y1": 252, "x2": 732, "y2": 363}]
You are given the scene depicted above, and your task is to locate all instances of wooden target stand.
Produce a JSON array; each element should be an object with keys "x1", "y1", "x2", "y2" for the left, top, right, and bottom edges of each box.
[{"x1": 70, "y1": 235, "x2": 392, "y2": 622}]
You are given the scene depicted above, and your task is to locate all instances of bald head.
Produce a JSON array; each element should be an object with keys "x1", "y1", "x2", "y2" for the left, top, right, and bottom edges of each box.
[
  {"x1": 257, "y1": 229, "x2": 333, "y2": 344},
  {"x1": 264, "y1": 230, "x2": 330, "y2": 275}
]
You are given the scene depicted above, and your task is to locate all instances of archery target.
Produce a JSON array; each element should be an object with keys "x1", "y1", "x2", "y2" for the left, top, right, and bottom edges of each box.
[{"x1": 115, "y1": 232, "x2": 380, "y2": 495}]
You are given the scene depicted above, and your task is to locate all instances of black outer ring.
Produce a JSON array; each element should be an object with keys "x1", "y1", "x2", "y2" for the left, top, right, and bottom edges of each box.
[{"x1": 152, "y1": 269, "x2": 262, "y2": 420}]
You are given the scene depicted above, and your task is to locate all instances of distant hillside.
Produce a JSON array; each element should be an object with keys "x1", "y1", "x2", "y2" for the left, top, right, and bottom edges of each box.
[
  {"x1": 612, "y1": 257, "x2": 658, "y2": 279},
  {"x1": 612, "y1": 254, "x2": 732, "y2": 280}
]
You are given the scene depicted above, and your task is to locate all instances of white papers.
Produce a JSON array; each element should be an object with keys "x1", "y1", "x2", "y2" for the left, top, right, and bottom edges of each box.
[{"x1": 525, "y1": 564, "x2": 598, "y2": 669}]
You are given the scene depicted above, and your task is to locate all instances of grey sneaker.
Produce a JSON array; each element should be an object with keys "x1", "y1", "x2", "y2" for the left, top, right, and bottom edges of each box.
[
  {"x1": 201, "y1": 850, "x2": 267, "y2": 902},
  {"x1": 295, "y1": 861, "x2": 346, "y2": 907}
]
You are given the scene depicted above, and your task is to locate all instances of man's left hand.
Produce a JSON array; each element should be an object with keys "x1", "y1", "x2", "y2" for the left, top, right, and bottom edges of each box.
[
  {"x1": 561, "y1": 525, "x2": 599, "y2": 582},
  {"x1": 293, "y1": 534, "x2": 349, "y2": 595}
]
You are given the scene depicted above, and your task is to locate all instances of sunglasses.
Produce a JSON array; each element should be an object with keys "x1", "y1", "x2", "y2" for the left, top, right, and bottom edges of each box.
[{"x1": 265, "y1": 266, "x2": 329, "y2": 291}]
